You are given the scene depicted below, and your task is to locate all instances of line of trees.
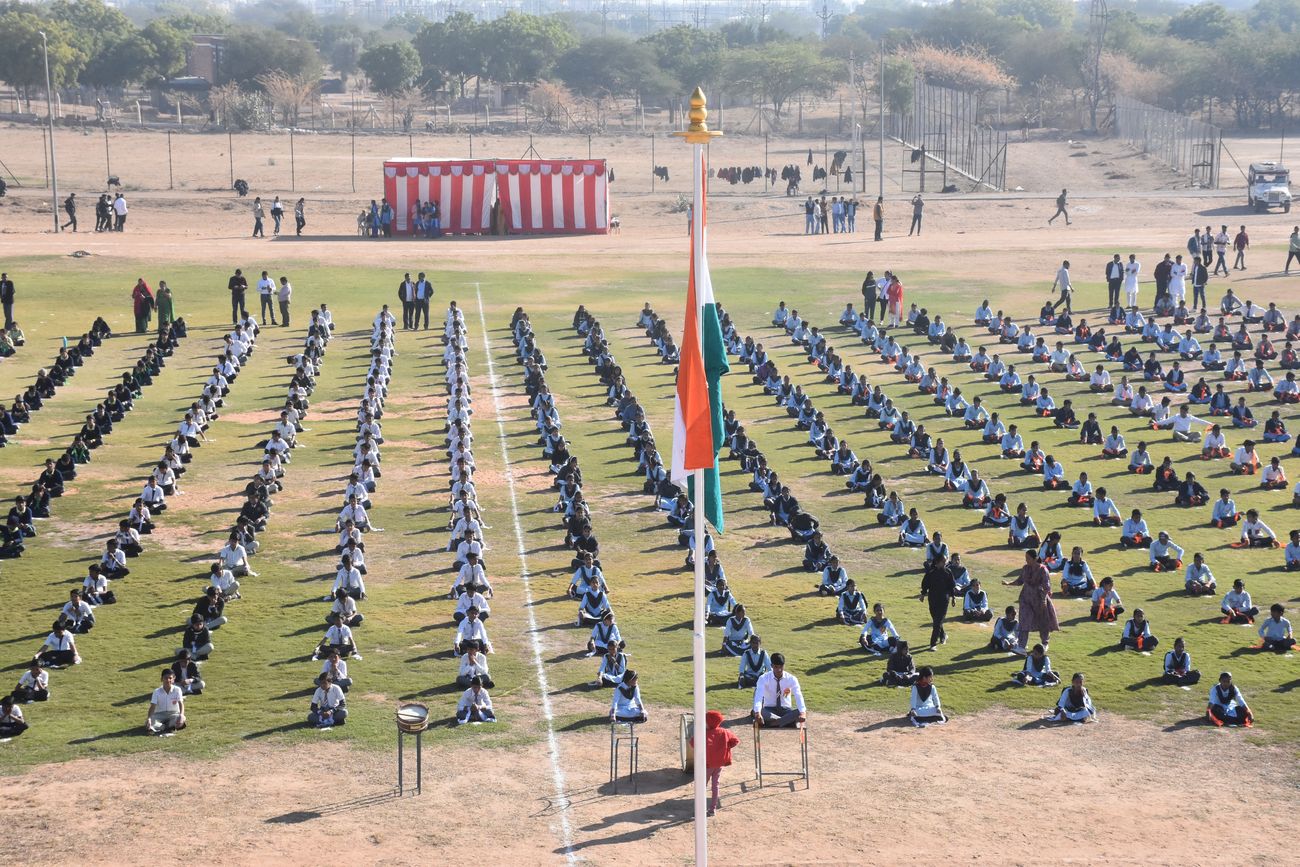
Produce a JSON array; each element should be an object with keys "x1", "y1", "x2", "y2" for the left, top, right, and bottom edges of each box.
[{"x1": 2, "y1": 0, "x2": 1298, "y2": 130}]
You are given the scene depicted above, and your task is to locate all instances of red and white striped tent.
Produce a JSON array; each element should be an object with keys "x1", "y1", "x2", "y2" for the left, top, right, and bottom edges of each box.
[
  {"x1": 381, "y1": 157, "x2": 610, "y2": 237},
  {"x1": 383, "y1": 159, "x2": 497, "y2": 235},
  {"x1": 495, "y1": 159, "x2": 610, "y2": 235}
]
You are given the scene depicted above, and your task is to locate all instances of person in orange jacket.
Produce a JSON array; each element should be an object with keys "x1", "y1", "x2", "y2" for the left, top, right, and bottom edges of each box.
[{"x1": 702, "y1": 709, "x2": 739, "y2": 817}]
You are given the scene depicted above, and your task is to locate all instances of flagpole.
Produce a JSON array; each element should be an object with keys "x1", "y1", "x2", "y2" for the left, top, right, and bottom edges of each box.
[{"x1": 674, "y1": 86, "x2": 720, "y2": 867}]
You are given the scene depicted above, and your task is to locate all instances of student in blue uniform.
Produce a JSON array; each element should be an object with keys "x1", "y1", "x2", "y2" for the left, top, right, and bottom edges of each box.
[
  {"x1": 738, "y1": 634, "x2": 771, "y2": 688},
  {"x1": 722, "y1": 605, "x2": 755, "y2": 656},
  {"x1": 881, "y1": 640, "x2": 918, "y2": 686},
  {"x1": 991, "y1": 606, "x2": 1018, "y2": 650},
  {"x1": 836, "y1": 579, "x2": 868, "y2": 625},
  {"x1": 908, "y1": 666, "x2": 946, "y2": 726},
  {"x1": 860, "y1": 603, "x2": 900, "y2": 654},
  {"x1": 1207, "y1": 671, "x2": 1252, "y2": 727},
  {"x1": 1012, "y1": 644, "x2": 1060, "y2": 686},
  {"x1": 1162, "y1": 637, "x2": 1201, "y2": 686},
  {"x1": 1049, "y1": 672, "x2": 1097, "y2": 723},
  {"x1": 962, "y1": 578, "x2": 993, "y2": 622}
]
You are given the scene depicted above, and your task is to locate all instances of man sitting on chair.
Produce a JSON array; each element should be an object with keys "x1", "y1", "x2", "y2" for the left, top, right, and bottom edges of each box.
[{"x1": 751, "y1": 652, "x2": 806, "y2": 728}]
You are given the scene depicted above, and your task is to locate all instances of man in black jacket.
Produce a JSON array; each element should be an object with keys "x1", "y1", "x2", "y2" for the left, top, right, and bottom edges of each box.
[
  {"x1": 227, "y1": 269, "x2": 248, "y2": 325},
  {"x1": 861, "y1": 271, "x2": 877, "y2": 323},
  {"x1": 0, "y1": 273, "x2": 13, "y2": 329},
  {"x1": 61, "y1": 193, "x2": 77, "y2": 232},
  {"x1": 397, "y1": 273, "x2": 415, "y2": 330},
  {"x1": 1105, "y1": 254, "x2": 1124, "y2": 309}
]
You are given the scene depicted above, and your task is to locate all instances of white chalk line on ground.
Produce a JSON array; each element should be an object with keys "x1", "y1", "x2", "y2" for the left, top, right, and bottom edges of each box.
[{"x1": 473, "y1": 283, "x2": 577, "y2": 863}]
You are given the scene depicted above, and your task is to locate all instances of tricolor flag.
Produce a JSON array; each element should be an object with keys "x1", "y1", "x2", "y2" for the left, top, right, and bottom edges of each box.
[{"x1": 671, "y1": 150, "x2": 730, "y2": 531}]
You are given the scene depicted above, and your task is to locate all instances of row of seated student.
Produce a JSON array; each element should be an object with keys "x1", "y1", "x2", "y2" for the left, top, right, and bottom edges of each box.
[
  {"x1": 782, "y1": 293, "x2": 1300, "y2": 672},
  {"x1": 1, "y1": 320, "x2": 186, "y2": 558},
  {"x1": 531, "y1": 308, "x2": 644, "y2": 724},
  {"x1": 155, "y1": 307, "x2": 334, "y2": 734},
  {"x1": 0, "y1": 317, "x2": 113, "y2": 444},
  {"x1": 306, "y1": 306, "x2": 382, "y2": 729},
  {"x1": 21, "y1": 315, "x2": 245, "y2": 739}
]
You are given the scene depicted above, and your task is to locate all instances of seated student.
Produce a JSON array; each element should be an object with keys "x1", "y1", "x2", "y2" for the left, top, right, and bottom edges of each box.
[
  {"x1": 1000, "y1": 425, "x2": 1024, "y2": 459},
  {"x1": 1012, "y1": 644, "x2": 1060, "y2": 686},
  {"x1": 1175, "y1": 472, "x2": 1209, "y2": 508},
  {"x1": 1261, "y1": 456, "x2": 1288, "y2": 490},
  {"x1": 1177, "y1": 549, "x2": 1217, "y2": 594},
  {"x1": 1246, "y1": 360, "x2": 1275, "y2": 394},
  {"x1": 981, "y1": 413, "x2": 1005, "y2": 445},
  {"x1": 1128, "y1": 442, "x2": 1153, "y2": 474},
  {"x1": 1060, "y1": 548, "x2": 1096, "y2": 596},
  {"x1": 1224, "y1": 350, "x2": 1248, "y2": 381},
  {"x1": 982, "y1": 493, "x2": 1011, "y2": 527},
  {"x1": 1283, "y1": 341, "x2": 1300, "y2": 369},
  {"x1": 816, "y1": 556, "x2": 849, "y2": 597},
  {"x1": 1149, "y1": 531, "x2": 1184, "y2": 571},
  {"x1": 59, "y1": 589, "x2": 95, "y2": 634},
  {"x1": 1202, "y1": 424, "x2": 1229, "y2": 459},
  {"x1": 0, "y1": 695, "x2": 27, "y2": 739},
  {"x1": 611, "y1": 669, "x2": 648, "y2": 724},
  {"x1": 1231, "y1": 440, "x2": 1260, "y2": 473},
  {"x1": 974, "y1": 301, "x2": 993, "y2": 326},
  {"x1": 1156, "y1": 636, "x2": 1204, "y2": 687},
  {"x1": 1091, "y1": 576, "x2": 1124, "y2": 621},
  {"x1": 1041, "y1": 455, "x2": 1065, "y2": 489},
  {"x1": 998, "y1": 365, "x2": 1021, "y2": 393},
  {"x1": 1112, "y1": 376, "x2": 1134, "y2": 407},
  {"x1": 898, "y1": 509, "x2": 927, "y2": 547},
  {"x1": 1275, "y1": 371, "x2": 1300, "y2": 403},
  {"x1": 1050, "y1": 398, "x2": 1075, "y2": 428},
  {"x1": 576, "y1": 576, "x2": 612, "y2": 627},
  {"x1": 1152, "y1": 457, "x2": 1179, "y2": 492},
  {"x1": 961, "y1": 579, "x2": 993, "y2": 622},
  {"x1": 877, "y1": 492, "x2": 906, "y2": 527},
  {"x1": 1089, "y1": 488, "x2": 1120, "y2": 528},
  {"x1": 1068, "y1": 472, "x2": 1093, "y2": 506},
  {"x1": 961, "y1": 471, "x2": 990, "y2": 509},
  {"x1": 1206, "y1": 490, "x2": 1240, "y2": 531},
  {"x1": 1258, "y1": 603, "x2": 1296, "y2": 652},
  {"x1": 308, "y1": 674, "x2": 348, "y2": 728},
  {"x1": 1119, "y1": 509, "x2": 1150, "y2": 548},
  {"x1": 1205, "y1": 671, "x2": 1255, "y2": 728},
  {"x1": 455, "y1": 676, "x2": 497, "y2": 726},
  {"x1": 1128, "y1": 385, "x2": 1153, "y2": 416},
  {"x1": 13, "y1": 661, "x2": 49, "y2": 703},
  {"x1": 1122, "y1": 346, "x2": 1143, "y2": 371},
  {"x1": 145, "y1": 668, "x2": 187, "y2": 735},
  {"x1": 1239, "y1": 509, "x2": 1276, "y2": 547},
  {"x1": 170, "y1": 649, "x2": 204, "y2": 696},
  {"x1": 1263, "y1": 410, "x2": 1291, "y2": 444},
  {"x1": 1008, "y1": 504, "x2": 1040, "y2": 549},
  {"x1": 1049, "y1": 672, "x2": 1097, "y2": 723},
  {"x1": 1119, "y1": 608, "x2": 1159, "y2": 651},
  {"x1": 1078, "y1": 413, "x2": 1103, "y2": 446},
  {"x1": 318, "y1": 648, "x2": 354, "y2": 692},
  {"x1": 1287, "y1": 529, "x2": 1300, "y2": 569},
  {"x1": 987, "y1": 606, "x2": 1018, "y2": 651},
  {"x1": 179, "y1": 613, "x2": 213, "y2": 660},
  {"x1": 706, "y1": 577, "x2": 737, "y2": 626},
  {"x1": 907, "y1": 666, "x2": 946, "y2": 727},
  {"x1": 35, "y1": 622, "x2": 79, "y2": 667},
  {"x1": 1220, "y1": 578, "x2": 1259, "y2": 624},
  {"x1": 586, "y1": 611, "x2": 620, "y2": 658},
  {"x1": 217, "y1": 533, "x2": 255, "y2": 577},
  {"x1": 1164, "y1": 361, "x2": 1188, "y2": 392},
  {"x1": 721, "y1": 605, "x2": 754, "y2": 656},
  {"x1": 1089, "y1": 367, "x2": 1114, "y2": 396},
  {"x1": 837, "y1": 579, "x2": 868, "y2": 626},
  {"x1": 1188, "y1": 377, "x2": 1212, "y2": 405},
  {"x1": 328, "y1": 589, "x2": 365, "y2": 628},
  {"x1": 738, "y1": 634, "x2": 771, "y2": 688}
]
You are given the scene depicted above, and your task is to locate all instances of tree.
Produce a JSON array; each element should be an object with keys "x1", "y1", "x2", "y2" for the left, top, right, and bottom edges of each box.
[
  {"x1": 50, "y1": 0, "x2": 141, "y2": 89},
  {"x1": 142, "y1": 20, "x2": 188, "y2": 80},
  {"x1": 480, "y1": 12, "x2": 576, "y2": 86},
  {"x1": 638, "y1": 24, "x2": 725, "y2": 94},
  {"x1": 413, "y1": 11, "x2": 484, "y2": 97},
  {"x1": 0, "y1": 12, "x2": 86, "y2": 103},
  {"x1": 724, "y1": 41, "x2": 835, "y2": 125},
  {"x1": 1167, "y1": 2, "x2": 1243, "y2": 43},
  {"x1": 218, "y1": 26, "x2": 322, "y2": 88},
  {"x1": 1248, "y1": 0, "x2": 1300, "y2": 32},
  {"x1": 359, "y1": 41, "x2": 422, "y2": 95},
  {"x1": 329, "y1": 36, "x2": 364, "y2": 83}
]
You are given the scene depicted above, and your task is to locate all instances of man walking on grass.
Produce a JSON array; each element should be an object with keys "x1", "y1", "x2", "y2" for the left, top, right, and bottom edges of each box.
[
  {"x1": 1050, "y1": 260, "x2": 1073, "y2": 314},
  {"x1": 1287, "y1": 227, "x2": 1300, "y2": 274},
  {"x1": 1233, "y1": 225, "x2": 1249, "y2": 270}
]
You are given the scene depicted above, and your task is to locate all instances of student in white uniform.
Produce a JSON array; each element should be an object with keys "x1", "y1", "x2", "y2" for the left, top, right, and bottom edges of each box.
[
  {"x1": 1048, "y1": 673, "x2": 1097, "y2": 723},
  {"x1": 907, "y1": 666, "x2": 946, "y2": 726},
  {"x1": 0, "y1": 696, "x2": 27, "y2": 739},
  {"x1": 35, "y1": 623, "x2": 79, "y2": 667},
  {"x1": 1220, "y1": 579, "x2": 1259, "y2": 623},
  {"x1": 457, "y1": 676, "x2": 496, "y2": 724},
  {"x1": 145, "y1": 668, "x2": 187, "y2": 734},
  {"x1": 453, "y1": 608, "x2": 490, "y2": 656},
  {"x1": 593, "y1": 642, "x2": 626, "y2": 688},
  {"x1": 13, "y1": 661, "x2": 49, "y2": 703},
  {"x1": 1258, "y1": 603, "x2": 1296, "y2": 652},
  {"x1": 308, "y1": 674, "x2": 348, "y2": 727},
  {"x1": 217, "y1": 534, "x2": 255, "y2": 577},
  {"x1": 318, "y1": 648, "x2": 353, "y2": 692}
]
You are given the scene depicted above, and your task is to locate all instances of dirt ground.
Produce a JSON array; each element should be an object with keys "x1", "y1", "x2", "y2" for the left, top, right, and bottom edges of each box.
[
  {"x1": 4, "y1": 705, "x2": 1296, "y2": 866},
  {"x1": 3, "y1": 125, "x2": 1300, "y2": 864}
]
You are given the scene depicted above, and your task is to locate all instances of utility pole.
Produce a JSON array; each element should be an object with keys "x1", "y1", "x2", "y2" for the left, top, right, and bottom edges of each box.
[
  {"x1": 878, "y1": 39, "x2": 885, "y2": 200},
  {"x1": 816, "y1": 0, "x2": 831, "y2": 40},
  {"x1": 39, "y1": 31, "x2": 59, "y2": 233}
]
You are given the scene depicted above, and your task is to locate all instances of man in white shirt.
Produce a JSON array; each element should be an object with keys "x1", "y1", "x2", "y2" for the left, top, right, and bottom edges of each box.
[
  {"x1": 454, "y1": 607, "x2": 492, "y2": 656},
  {"x1": 751, "y1": 652, "x2": 806, "y2": 728},
  {"x1": 308, "y1": 674, "x2": 348, "y2": 727},
  {"x1": 257, "y1": 270, "x2": 277, "y2": 326},
  {"x1": 1050, "y1": 260, "x2": 1073, "y2": 314},
  {"x1": 218, "y1": 534, "x2": 255, "y2": 577},
  {"x1": 60, "y1": 590, "x2": 95, "y2": 633},
  {"x1": 209, "y1": 562, "x2": 240, "y2": 600},
  {"x1": 457, "y1": 645, "x2": 494, "y2": 688},
  {"x1": 1123, "y1": 254, "x2": 1141, "y2": 307},
  {"x1": 146, "y1": 668, "x2": 186, "y2": 734}
]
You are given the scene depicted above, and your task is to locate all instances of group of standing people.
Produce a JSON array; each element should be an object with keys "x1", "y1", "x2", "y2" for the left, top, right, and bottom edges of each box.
[
  {"x1": 252, "y1": 196, "x2": 305, "y2": 238},
  {"x1": 129, "y1": 279, "x2": 176, "y2": 334},
  {"x1": 861, "y1": 270, "x2": 907, "y2": 328},
  {"x1": 802, "y1": 195, "x2": 903, "y2": 243}
]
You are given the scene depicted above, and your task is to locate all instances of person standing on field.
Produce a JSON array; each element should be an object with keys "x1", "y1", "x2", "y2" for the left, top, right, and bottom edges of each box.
[
  {"x1": 294, "y1": 198, "x2": 306, "y2": 236},
  {"x1": 1286, "y1": 227, "x2": 1300, "y2": 274},
  {"x1": 1233, "y1": 225, "x2": 1249, "y2": 270},
  {"x1": 61, "y1": 192, "x2": 77, "y2": 232},
  {"x1": 1050, "y1": 260, "x2": 1073, "y2": 313},
  {"x1": 257, "y1": 270, "x2": 277, "y2": 326},
  {"x1": 228, "y1": 269, "x2": 248, "y2": 325},
  {"x1": 95, "y1": 194, "x2": 111, "y2": 232},
  {"x1": 277, "y1": 276, "x2": 292, "y2": 327},
  {"x1": 1124, "y1": 254, "x2": 1141, "y2": 308},
  {"x1": 0, "y1": 273, "x2": 14, "y2": 329},
  {"x1": 1048, "y1": 188, "x2": 1069, "y2": 225},
  {"x1": 873, "y1": 196, "x2": 885, "y2": 241},
  {"x1": 701, "y1": 709, "x2": 738, "y2": 817},
  {"x1": 156, "y1": 281, "x2": 175, "y2": 333},
  {"x1": 1213, "y1": 225, "x2": 1230, "y2": 276},
  {"x1": 131, "y1": 278, "x2": 154, "y2": 334},
  {"x1": 909, "y1": 194, "x2": 923, "y2": 236},
  {"x1": 252, "y1": 197, "x2": 265, "y2": 238},
  {"x1": 1105, "y1": 254, "x2": 1123, "y2": 309},
  {"x1": 270, "y1": 196, "x2": 284, "y2": 235},
  {"x1": 112, "y1": 193, "x2": 127, "y2": 231}
]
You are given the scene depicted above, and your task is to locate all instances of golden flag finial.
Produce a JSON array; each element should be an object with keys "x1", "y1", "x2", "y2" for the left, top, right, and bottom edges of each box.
[{"x1": 673, "y1": 86, "x2": 722, "y2": 144}]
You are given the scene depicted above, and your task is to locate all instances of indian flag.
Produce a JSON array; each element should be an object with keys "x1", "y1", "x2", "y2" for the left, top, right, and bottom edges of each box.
[{"x1": 670, "y1": 149, "x2": 730, "y2": 532}]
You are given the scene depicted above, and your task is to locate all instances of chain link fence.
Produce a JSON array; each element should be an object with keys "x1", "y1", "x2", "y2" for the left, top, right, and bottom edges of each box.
[
  {"x1": 885, "y1": 79, "x2": 1008, "y2": 192},
  {"x1": 1112, "y1": 95, "x2": 1221, "y2": 189}
]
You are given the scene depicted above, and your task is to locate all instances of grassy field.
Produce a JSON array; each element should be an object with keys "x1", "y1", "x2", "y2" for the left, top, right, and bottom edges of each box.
[{"x1": 0, "y1": 254, "x2": 1297, "y2": 774}]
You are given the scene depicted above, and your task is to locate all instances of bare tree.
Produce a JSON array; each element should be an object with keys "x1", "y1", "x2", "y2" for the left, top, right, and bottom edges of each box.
[{"x1": 257, "y1": 71, "x2": 320, "y2": 127}]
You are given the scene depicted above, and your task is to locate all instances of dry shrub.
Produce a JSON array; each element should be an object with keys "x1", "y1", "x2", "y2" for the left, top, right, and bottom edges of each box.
[{"x1": 900, "y1": 43, "x2": 1014, "y2": 93}]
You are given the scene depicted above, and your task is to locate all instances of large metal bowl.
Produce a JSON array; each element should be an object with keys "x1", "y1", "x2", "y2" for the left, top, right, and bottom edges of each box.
[{"x1": 396, "y1": 702, "x2": 430, "y2": 733}]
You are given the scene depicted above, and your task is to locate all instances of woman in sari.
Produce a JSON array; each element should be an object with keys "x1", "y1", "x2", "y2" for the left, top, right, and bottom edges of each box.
[
  {"x1": 131, "y1": 278, "x2": 154, "y2": 334},
  {"x1": 155, "y1": 281, "x2": 175, "y2": 333},
  {"x1": 1003, "y1": 549, "x2": 1059, "y2": 653}
]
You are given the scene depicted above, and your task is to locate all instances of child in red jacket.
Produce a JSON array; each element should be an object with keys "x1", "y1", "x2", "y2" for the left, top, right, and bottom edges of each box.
[{"x1": 703, "y1": 709, "x2": 739, "y2": 816}]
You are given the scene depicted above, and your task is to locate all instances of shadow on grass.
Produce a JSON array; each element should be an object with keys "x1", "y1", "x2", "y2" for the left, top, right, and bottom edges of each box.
[
  {"x1": 68, "y1": 725, "x2": 148, "y2": 745},
  {"x1": 243, "y1": 720, "x2": 312, "y2": 740}
]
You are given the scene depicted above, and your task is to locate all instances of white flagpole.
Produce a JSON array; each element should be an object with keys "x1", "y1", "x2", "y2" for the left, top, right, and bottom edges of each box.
[{"x1": 691, "y1": 139, "x2": 709, "y2": 867}]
